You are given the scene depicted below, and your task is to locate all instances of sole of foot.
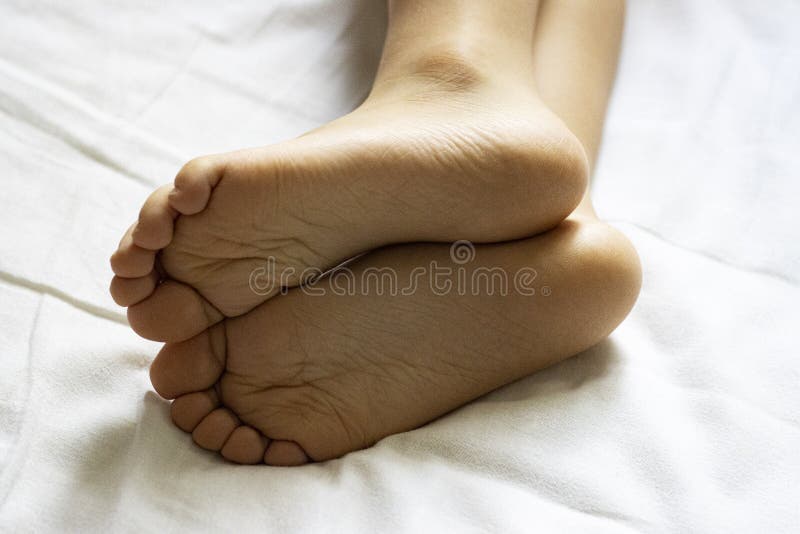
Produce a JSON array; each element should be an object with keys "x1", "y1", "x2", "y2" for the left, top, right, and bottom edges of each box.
[
  {"x1": 148, "y1": 218, "x2": 640, "y2": 465},
  {"x1": 110, "y1": 51, "x2": 588, "y2": 343}
]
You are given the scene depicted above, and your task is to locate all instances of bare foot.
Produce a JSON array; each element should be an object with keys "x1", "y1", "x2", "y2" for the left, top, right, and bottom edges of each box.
[
  {"x1": 110, "y1": 51, "x2": 587, "y2": 342},
  {"x1": 148, "y1": 217, "x2": 640, "y2": 465}
]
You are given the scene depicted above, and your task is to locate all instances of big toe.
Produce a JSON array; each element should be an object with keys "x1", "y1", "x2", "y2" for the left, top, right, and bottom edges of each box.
[
  {"x1": 150, "y1": 323, "x2": 227, "y2": 399},
  {"x1": 128, "y1": 279, "x2": 224, "y2": 342}
]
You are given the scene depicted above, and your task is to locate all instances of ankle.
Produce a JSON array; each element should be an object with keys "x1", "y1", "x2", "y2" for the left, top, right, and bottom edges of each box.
[
  {"x1": 372, "y1": 1, "x2": 539, "y2": 96},
  {"x1": 370, "y1": 43, "x2": 535, "y2": 101},
  {"x1": 373, "y1": 45, "x2": 492, "y2": 92}
]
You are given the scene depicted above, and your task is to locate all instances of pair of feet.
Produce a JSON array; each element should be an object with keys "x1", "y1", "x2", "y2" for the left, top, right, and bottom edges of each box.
[{"x1": 110, "y1": 55, "x2": 638, "y2": 465}]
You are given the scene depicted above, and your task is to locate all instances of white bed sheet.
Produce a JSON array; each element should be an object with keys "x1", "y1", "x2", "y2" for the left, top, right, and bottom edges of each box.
[{"x1": 1, "y1": 0, "x2": 798, "y2": 532}]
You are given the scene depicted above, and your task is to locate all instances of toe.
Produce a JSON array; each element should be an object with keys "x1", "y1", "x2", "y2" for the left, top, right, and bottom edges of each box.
[
  {"x1": 127, "y1": 279, "x2": 224, "y2": 342},
  {"x1": 169, "y1": 156, "x2": 224, "y2": 215},
  {"x1": 110, "y1": 224, "x2": 156, "y2": 278},
  {"x1": 192, "y1": 408, "x2": 239, "y2": 451},
  {"x1": 132, "y1": 185, "x2": 178, "y2": 250},
  {"x1": 263, "y1": 440, "x2": 310, "y2": 467},
  {"x1": 150, "y1": 324, "x2": 227, "y2": 399},
  {"x1": 109, "y1": 271, "x2": 159, "y2": 307},
  {"x1": 171, "y1": 389, "x2": 220, "y2": 432},
  {"x1": 221, "y1": 426, "x2": 270, "y2": 464}
]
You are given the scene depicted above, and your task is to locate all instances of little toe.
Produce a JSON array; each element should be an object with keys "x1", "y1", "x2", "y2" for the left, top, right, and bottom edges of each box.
[
  {"x1": 132, "y1": 185, "x2": 178, "y2": 250},
  {"x1": 109, "y1": 271, "x2": 159, "y2": 307},
  {"x1": 171, "y1": 389, "x2": 220, "y2": 432},
  {"x1": 110, "y1": 224, "x2": 156, "y2": 278},
  {"x1": 221, "y1": 426, "x2": 270, "y2": 464},
  {"x1": 150, "y1": 323, "x2": 227, "y2": 399},
  {"x1": 169, "y1": 156, "x2": 224, "y2": 215},
  {"x1": 127, "y1": 279, "x2": 224, "y2": 342},
  {"x1": 192, "y1": 408, "x2": 239, "y2": 451},
  {"x1": 263, "y1": 440, "x2": 310, "y2": 467}
]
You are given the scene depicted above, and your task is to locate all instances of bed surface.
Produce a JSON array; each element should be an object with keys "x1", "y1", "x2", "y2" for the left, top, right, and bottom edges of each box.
[{"x1": 1, "y1": 1, "x2": 798, "y2": 531}]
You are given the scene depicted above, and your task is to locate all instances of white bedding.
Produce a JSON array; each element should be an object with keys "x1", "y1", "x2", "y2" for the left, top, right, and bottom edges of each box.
[{"x1": 1, "y1": 1, "x2": 798, "y2": 532}]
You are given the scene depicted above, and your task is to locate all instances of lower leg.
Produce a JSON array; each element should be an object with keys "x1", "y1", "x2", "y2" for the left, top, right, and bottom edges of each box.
[{"x1": 533, "y1": 0, "x2": 626, "y2": 217}]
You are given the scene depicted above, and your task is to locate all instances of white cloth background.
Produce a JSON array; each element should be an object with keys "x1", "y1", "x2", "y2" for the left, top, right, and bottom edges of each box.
[{"x1": 1, "y1": 1, "x2": 798, "y2": 532}]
